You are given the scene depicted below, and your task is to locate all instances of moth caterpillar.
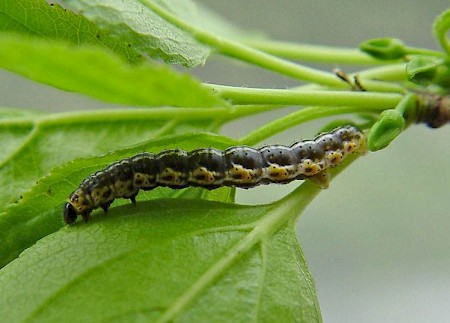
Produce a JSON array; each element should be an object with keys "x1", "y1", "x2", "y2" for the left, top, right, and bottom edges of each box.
[{"x1": 64, "y1": 126, "x2": 366, "y2": 224}]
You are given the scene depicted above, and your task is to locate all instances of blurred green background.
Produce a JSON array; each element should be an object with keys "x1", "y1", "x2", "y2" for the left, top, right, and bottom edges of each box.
[{"x1": 1, "y1": 1, "x2": 449, "y2": 322}]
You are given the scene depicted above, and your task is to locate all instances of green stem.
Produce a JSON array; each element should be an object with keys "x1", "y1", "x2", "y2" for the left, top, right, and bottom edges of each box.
[
  {"x1": 0, "y1": 106, "x2": 289, "y2": 135},
  {"x1": 406, "y1": 46, "x2": 448, "y2": 58},
  {"x1": 207, "y1": 85, "x2": 402, "y2": 107},
  {"x1": 358, "y1": 80, "x2": 406, "y2": 93},
  {"x1": 211, "y1": 39, "x2": 343, "y2": 86},
  {"x1": 357, "y1": 63, "x2": 407, "y2": 81},
  {"x1": 139, "y1": 0, "x2": 348, "y2": 87},
  {"x1": 239, "y1": 105, "x2": 385, "y2": 146},
  {"x1": 245, "y1": 40, "x2": 394, "y2": 65}
]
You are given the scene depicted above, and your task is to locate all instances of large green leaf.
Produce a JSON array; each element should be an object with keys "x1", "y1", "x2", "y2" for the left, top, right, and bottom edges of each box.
[
  {"x1": 0, "y1": 33, "x2": 226, "y2": 107},
  {"x1": 0, "y1": 183, "x2": 322, "y2": 322}
]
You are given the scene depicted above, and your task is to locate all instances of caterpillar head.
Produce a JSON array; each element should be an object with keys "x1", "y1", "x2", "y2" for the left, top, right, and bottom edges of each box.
[
  {"x1": 63, "y1": 202, "x2": 77, "y2": 224},
  {"x1": 64, "y1": 190, "x2": 93, "y2": 224}
]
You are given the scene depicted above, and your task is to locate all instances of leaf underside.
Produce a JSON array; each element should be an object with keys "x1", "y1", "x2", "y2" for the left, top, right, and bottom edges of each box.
[{"x1": 60, "y1": 0, "x2": 211, "y2": 66}]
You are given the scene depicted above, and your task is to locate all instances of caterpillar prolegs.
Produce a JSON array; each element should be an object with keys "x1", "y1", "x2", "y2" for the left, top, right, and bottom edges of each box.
[{"x1": 64, "y1": 126, "x2": 366, "y2": 224}]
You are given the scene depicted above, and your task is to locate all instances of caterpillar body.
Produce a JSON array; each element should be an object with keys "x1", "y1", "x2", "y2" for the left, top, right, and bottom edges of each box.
[{"x1": 64, "y1": 126, "x2": 366, "y2": 224}]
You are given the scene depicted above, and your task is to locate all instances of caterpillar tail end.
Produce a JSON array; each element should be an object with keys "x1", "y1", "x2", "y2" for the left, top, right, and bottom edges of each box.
[{"x1": 357, "y1": 134, "x2": 369, "y2": 155}]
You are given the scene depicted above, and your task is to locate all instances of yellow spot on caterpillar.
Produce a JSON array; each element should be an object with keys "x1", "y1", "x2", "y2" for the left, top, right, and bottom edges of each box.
[
  {"x1": 133, "y1": 172, "x2": 154, "y2": 188},
  {"x1": 343, "y1": 142, "x2": 357, "y2": 154},
  {"x1": 90, "y1": 186, "x2": 112, "y2": 205},
  {"x1": 326, "y1": 151, "x2": 343, "y2": 166},
  {"x1": 229, "y1": 164, "x2": 254, "y2": 183},
  {"x1": 113, "y1": 179, "x2": 136, "y2": 198},
  {"x1": 267, "y1": 164, "x2": 291, "y2": 180},
  {"x1": 191, "y1": 167, "x2": 215, "y2": 184},
  {"x1": 301, "y1": 159, "x2": 321, "y2": 176},
  {"x1": 158, "y1": 168, "x2": 185, "y2": 185}
]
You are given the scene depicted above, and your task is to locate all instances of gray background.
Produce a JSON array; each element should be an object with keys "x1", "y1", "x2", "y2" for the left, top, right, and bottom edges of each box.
[{"x1": 1, "y1": 1, "x2": 449, "y2": 322}]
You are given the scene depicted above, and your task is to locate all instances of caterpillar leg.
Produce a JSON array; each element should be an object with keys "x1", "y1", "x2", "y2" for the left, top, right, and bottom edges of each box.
[
  {"x1": 81, "y1": 212, "x2": 91, "y2": 223},
  {"x1": 100, "y1": 202, "x2": 112, "y2": 214},
  {"x1": 129, "y1": 194, "x2": 137, "y2": 205},
  {"x1": 309, "y1": 169, "x2": 330, "y2": 189}
]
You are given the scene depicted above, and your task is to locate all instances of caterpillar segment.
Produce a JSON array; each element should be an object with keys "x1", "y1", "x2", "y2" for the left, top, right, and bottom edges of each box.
[{"x1": 64, "y1": 126, "x2": 366, "y2": 224}]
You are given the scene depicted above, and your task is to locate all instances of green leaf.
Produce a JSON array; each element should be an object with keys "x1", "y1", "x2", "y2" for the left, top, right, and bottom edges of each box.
[
  {"x1": 367, "y1": 93, "x2": 418, "y2": 151},
  {"x1": 406, "y1": 55, "x2": 450, "y2": 86},
  {"x1": 0, "y1": 183, "x2": 322, "y2": 322},
  {"x1": 0, "y1": 33, "x2": 225, "y2": 107},
  {"x1": 367, "y1": 109, "x2": 404, "y2": 151},
  {"x1": 433, "y1": 8, "x2": 450, "y2": 54},
  {"x1": 0, "y1": 0, "x2": 142, "y2": 63},
  {"x1": 60, "y1": 0, "x2": 211, "y2": 67},
  {"x1": 359, "y1": 37, "x2": 406, "y2": 60},
  {"x1": 0, "y1": 131, "x2": 237, "y2": 268}
]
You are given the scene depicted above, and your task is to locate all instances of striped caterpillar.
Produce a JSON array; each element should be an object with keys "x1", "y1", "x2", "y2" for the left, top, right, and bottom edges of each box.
[{"x1": 64, "y1": 126, "x2": 366, "y2": 224}]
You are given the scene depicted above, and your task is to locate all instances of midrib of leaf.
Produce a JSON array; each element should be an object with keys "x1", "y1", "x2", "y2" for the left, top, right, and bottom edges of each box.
[{"x1": 156, "y1": 181, "x2": 321, "y2": 322}]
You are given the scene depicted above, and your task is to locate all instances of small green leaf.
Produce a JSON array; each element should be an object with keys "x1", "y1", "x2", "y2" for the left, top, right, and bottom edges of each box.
[
  {"x1": 0, "y1": 184, "x2": 322, "y2": 322},
  {"x1": 406, "y1": 55, "x2": 450, "y2": 86},
  {"x1": 359, "y1": 38, "x2": 406, "y2": 60},
  {"x1": 0, "y1": 33, "x2": 225, "y2": 107},
  {"x1": 406, "y1": 56, "x2": 439, "y2": 84},
  {"x1": 367, "y1": 94, "x2": 418, "y2": 151},
  {"x1": 60, "y1": 0, "x2": 211, "y2": 67},
  {"x1": 433, "y1": 8, "x2": 450, "y2": 54},
  {"x1": 368, "y1": 109, "x2": 404, "y2": 151}
]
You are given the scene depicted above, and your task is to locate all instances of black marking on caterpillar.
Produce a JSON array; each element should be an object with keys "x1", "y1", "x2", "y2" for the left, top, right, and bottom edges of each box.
[{"x1": 64, "y1": 126, "x2": 366, "y2": 224}]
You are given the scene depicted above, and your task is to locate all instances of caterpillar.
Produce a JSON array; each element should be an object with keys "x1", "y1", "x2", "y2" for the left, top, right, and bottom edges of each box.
[{"x1": 64, "y1": 126, "x2": 366, "y2": 224}]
